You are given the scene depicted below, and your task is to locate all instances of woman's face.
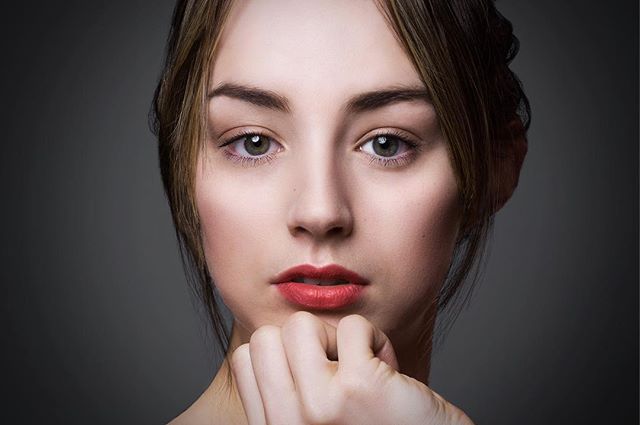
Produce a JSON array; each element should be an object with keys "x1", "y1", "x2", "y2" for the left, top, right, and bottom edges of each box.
[{"x1": 196, "y1": 0, "x2": 462, "y2": 347}]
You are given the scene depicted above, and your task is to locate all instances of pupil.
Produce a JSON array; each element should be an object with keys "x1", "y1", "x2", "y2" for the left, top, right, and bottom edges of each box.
[
  {"x1": 372, "y1": 136, "x2": 399, "y2": 157},
  {"x1": 244, "y1": 134, "x2": 269, "y2": 155}
]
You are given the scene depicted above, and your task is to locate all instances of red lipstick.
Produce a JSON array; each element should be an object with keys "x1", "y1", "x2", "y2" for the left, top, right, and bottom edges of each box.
[{"x1": 271, "y1": 264, "x2": 369, "y2": 310}]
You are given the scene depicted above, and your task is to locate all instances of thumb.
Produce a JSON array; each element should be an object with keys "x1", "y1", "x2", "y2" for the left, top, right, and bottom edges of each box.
[{"x1": 336, "y1": 314, "x2": 400, "y2": 372}]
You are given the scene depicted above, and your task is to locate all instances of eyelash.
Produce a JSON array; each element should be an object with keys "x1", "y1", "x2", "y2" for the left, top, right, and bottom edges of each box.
[{"x1": 218, "y1": 129, "x2": 422, "y2": 168}]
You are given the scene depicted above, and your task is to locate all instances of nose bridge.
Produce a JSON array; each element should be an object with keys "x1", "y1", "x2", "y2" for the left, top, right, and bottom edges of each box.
[{"x1": 287, "y1": 135, "x2": 353, "y2": 240}]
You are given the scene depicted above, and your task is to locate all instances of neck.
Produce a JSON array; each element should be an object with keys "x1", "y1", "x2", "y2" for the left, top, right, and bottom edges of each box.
[
  {"x1": 391, "y1": 300, "x2": 438, "y2": 386},
  {"x1": 393, "y1": 335, "x2": 433, "y2": 386},
  {"x1": 202, "y1": 327, "x2": 249, "y2": 425}
]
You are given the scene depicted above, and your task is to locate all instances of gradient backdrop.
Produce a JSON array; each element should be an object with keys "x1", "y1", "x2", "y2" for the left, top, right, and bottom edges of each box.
[{"x1": 1, "y1": 1, "x2": 637, "y2": 423}]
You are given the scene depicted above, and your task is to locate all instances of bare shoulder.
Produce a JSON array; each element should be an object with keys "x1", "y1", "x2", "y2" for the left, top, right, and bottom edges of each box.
[
  {"x1": 167, "y1": 385, "x2": 243, "y2": 425},
  {"x1": 168, "y1": 361, "x2": 244, "y2": 425},
  {"x1": 167, "y1": 396, "x2": 215, "y2": 425}
]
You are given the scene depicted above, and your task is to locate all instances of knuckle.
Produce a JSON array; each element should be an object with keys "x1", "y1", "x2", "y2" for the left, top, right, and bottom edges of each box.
[
  {"x1": 230, "y1": 343, "x2": 250, "y2": 369},
  {"x1": 426, "y1": 389, "x2": 454, "y2": 424},
  {"x1": 437, "y1": 395, "x2": 474, "y2": 425},
  {"x1": 448, "y1": 406, "x2": 474, "y2": 425},
  {"x1": 432, "y1": 395, "x2": 446, "y2": 420},
  {"x1": 282, "y1": 310, "x2": 320, "y2": 335},
  {"x1": 338, "y1": 371, "x2": 371, "y2": 401},
  {"x1": 338, "y1": 313, "x2": 368, "y2": 331},
  {"x1": 249, "y1": 324, "x2": 281, "y2": 350},
  {"x1": 288, "y1": 310, "x2": 318, "y2": 325},
  {"x1": 301, "y1": 400, "x2": 340, "y2": 425}
]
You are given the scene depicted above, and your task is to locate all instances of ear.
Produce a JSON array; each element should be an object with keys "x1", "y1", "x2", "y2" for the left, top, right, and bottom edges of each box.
[{"x1": 493, "y1": 117, "x2": 528, "y2": 213}]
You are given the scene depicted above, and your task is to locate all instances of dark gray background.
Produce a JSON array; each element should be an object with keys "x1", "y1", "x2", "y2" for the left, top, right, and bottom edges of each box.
[{"x1": 1, "y1": 1, "x2": 637, "y2": 424}]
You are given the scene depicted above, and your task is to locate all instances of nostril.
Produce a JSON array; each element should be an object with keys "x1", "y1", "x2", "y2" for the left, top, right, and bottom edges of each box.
[
  {"x1": 290, "y1": 221, "x2": 350, "y2": 240},
  {"x1": 286, "y1": 192, "x2": 354, "y2": 239},
  {"x1": 327, "y1": 225, "x2": 347, "y2": 237}
]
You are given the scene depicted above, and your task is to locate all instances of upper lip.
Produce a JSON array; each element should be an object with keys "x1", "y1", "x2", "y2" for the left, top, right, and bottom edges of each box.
[{"x1": 270, "y1": 263, "x2": 369, "y2": 285}]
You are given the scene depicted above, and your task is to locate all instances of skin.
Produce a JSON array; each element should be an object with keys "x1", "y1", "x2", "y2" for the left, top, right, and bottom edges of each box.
[{"x1": 171, "y1": 0, "x2": 483, "y2": 423}]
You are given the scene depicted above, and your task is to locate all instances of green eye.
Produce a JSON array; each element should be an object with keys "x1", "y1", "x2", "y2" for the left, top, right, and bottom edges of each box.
[
  {"x1": 370, "y1": 135, "x2": 400, "y2": 157},
  {"x1": 359, "y1": 132, "x2": 419, "y2": 168},
  {"x1": 242, "y1": 134, "x2": 271, "y2": 156},
  {"x1": 361, "y1": 134, "x2": 409, "y2": 159},
  {"x1": 220, "y1": 131, "x2": 281, "y2": 168}
]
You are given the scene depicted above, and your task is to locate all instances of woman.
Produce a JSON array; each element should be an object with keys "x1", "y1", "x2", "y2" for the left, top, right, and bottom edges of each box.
[{"x1": 151, "y1": 0, "x2": 529, "y2": 423}]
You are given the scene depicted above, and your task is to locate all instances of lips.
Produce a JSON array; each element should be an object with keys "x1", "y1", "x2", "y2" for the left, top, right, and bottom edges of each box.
[
  {"x1": 271, "y1": 264, "x2": 369, "y2": 286},
  {"x1": 271, "y1": 263, "x2": 369, "y2": 309}
]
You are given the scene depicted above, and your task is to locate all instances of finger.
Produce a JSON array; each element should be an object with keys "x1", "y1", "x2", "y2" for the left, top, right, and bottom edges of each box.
[
  {"x1": 231, "y1": 344, "x2": 267, "y2": 425},
  {"x1": 249, "y1": 325, "x2": 304, "y2": 424},
  {"x1": 280, "y1": 312, "x2": 338, "y2": 413},
  {"x1": 336, "y1": 314, "x2": 399, "y2": 372}
]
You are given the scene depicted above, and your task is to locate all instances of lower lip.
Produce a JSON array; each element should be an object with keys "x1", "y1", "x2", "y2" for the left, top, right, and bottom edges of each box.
[{"x1": 275, "y1": 282, "x2": 365, "y2": 309}]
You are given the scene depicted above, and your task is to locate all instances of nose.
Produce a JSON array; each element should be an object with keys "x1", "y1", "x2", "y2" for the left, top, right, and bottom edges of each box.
[{"x1": 286, "y1": 154, "x2": 354, "y2": 242}]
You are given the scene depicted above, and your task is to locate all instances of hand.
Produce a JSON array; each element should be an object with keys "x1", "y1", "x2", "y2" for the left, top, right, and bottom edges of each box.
[{"x1": 230, "y1": 311, "x2": 474, "y2": 425}]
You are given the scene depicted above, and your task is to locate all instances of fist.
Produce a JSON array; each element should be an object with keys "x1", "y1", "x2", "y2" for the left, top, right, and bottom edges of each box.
[{"x1": 231, "y1": 311, "x2": 474, "y2": 425}]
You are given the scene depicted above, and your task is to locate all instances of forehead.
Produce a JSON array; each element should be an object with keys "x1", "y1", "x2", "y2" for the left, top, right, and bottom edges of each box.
[{"x1": 210, "y1": 0, "x2": 424, "y2": 104}]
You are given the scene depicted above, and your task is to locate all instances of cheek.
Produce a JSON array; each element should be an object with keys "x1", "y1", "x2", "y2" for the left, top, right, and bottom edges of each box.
[
  {"x1": 193, "y1": 144, "x2": 462, "y2": 335},
  {"x1": 194, "y1": 160, "x2": 276, "y2": 312},
  {"x1": 357, "y1": 153, "x2": 461, "y2": 319}
]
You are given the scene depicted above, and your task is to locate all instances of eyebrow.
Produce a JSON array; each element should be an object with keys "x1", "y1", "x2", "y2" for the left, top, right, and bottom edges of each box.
[
  {"x1": 345, "y1": 86, "x2": 431, "y2": 114},
  {"x1": 207, "y1": 82, "x2": 431, "y2": 115},
  {"x1": 208, "y1": 83, "x2": 291, "y2": 113}
]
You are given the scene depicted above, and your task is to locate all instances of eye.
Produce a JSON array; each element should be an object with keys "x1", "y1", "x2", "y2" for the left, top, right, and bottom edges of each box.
[
  {"x1": 229, "y1": 133, "x2": 276, "y2": 156},
  {"x1": 362, "y1": 135, "x2": 404, "y2": 157},
  {"x1": 219, "y1": 131, "x2": 282, "y2": 167},
  {"x1": 359, "y1": 131, "x2": 421, "y2": 168}
]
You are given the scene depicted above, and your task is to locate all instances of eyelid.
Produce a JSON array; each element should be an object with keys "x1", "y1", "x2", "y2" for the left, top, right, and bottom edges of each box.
[
  {"x1": 218, "y1": 128, "x2": 280, "y2": 148},
  {"x1": 357, "y1": 128, "x2": 422, "y2": 156},
  {"x1": 358, "y1": 128, "x2": 420, "y2": 146}
]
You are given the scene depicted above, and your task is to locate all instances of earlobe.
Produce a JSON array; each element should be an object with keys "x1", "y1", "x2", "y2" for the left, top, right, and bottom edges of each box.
[{"x1": 494, "y1": 117, "x2": 528, "y2": 213}]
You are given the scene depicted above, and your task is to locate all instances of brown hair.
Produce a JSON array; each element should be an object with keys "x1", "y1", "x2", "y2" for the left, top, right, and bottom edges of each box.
[{"x1": 150, "y1": 0, "x2": 530, "y2": 357}]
